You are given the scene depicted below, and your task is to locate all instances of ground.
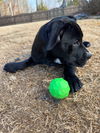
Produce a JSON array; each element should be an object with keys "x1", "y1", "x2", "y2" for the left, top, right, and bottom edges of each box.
[{"x1": 0, "y1": 19, "x2": 100, "y2": 133}]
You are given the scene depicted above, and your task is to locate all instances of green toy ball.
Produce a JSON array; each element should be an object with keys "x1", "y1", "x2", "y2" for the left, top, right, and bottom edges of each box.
[{"x1": 48, "y1": 78, "x2": 70, "y2": 99}]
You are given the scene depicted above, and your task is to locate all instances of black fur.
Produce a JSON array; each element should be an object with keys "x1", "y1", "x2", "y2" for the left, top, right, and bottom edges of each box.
[{"x1": 4, "y1": 16, "x2": 92, "y2": 93}]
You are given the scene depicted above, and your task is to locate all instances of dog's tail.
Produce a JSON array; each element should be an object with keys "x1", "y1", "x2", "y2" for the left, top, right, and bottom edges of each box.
[{"x1": 4, "y1": 57, "x2": 35, "y2": 73}]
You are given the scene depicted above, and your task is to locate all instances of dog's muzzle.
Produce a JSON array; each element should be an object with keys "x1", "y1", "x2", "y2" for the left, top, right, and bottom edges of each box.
[
  {"x1": 76, "y1": 51, "x2": 92, "y2": 67},
  {"x1": 86, "y1": 52, "x2": 92, "y2": 59}
]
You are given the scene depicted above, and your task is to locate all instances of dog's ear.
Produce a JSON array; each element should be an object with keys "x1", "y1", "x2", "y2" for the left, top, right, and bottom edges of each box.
[{"x1": 46, "y1": 21, "x2": 65, "y2": 51}]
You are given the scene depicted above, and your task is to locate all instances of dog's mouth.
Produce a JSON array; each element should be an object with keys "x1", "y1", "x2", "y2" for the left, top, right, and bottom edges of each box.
[
  {"x1": 76, "y1": 61, "x2": 86, "y2": 67},
  {"x1": 75, "y1": 57, "x2": 88, "y2": 67},
  {"x1": 75, "y1": 52, "x2": 92, "y2": 67}
]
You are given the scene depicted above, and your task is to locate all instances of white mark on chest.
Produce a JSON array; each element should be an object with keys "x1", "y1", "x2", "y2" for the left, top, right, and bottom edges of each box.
[{"x1": 54, "y1": 58, "x2": 62, "y2": 64}]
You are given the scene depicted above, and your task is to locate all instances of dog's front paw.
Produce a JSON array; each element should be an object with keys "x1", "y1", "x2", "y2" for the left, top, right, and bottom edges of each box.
[
  {"x1": 4, "y1": 63, "x2": 17, "y2": 73},
  {"x1": 64, "y1": 75, "x2": 83, "y2": 93}
]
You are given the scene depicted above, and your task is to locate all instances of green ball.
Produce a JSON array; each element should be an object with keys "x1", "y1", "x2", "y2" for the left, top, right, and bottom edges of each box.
[{"x1": 48, "y1": 78, "x2": 70, "y2": 99}]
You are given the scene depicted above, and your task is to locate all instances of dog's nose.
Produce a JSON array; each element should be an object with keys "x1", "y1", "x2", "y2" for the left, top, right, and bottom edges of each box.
[
  {"x1": 86, "y1": 52, "x2": 92, "y2": 59},
  {"x1": 83, "y1": 41, "x2": 91, "y2": 47}
]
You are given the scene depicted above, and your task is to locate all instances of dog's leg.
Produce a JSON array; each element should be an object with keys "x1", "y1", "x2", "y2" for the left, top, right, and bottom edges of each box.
[
  {"x1": 4, "y1": 57, "x2": 36, "y2": 73},
  {"x1": 63, "y1": 65, "x2": 83, "y2": 93}
]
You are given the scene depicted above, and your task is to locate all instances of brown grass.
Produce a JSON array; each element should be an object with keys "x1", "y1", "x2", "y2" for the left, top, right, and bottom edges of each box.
[{"x1": 0, "y1": 19, "x2": 100, "y2": 133}]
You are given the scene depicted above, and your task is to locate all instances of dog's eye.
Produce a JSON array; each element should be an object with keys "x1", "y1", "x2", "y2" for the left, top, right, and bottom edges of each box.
[{"x1": 73, "y1": 40, "x2": 80, "y2": 46}]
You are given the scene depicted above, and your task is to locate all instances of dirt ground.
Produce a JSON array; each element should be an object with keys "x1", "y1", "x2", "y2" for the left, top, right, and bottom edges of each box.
[{"x1": 0, "y1": 19, "x2": 100, "y2": 133}]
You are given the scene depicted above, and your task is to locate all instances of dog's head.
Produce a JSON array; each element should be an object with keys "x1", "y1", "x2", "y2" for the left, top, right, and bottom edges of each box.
[{"x1": 46, "y1": 18, "x2": 92, "y2": 67}]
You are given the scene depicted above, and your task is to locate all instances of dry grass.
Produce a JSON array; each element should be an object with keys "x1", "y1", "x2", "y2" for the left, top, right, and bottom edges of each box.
[{"x1": 0, "y1": 19, "x2": 100, "y2": 133}]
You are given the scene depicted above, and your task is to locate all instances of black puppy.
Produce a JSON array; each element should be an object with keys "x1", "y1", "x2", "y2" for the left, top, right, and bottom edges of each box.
[{"x1": 4, "y1": 16, "x2": 92, "y2": 93}]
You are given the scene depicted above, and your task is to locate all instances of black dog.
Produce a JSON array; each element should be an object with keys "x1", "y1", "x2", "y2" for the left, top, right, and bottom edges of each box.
[{"x1": 4, "y1": 16, "x2": 92, "y2": 93}]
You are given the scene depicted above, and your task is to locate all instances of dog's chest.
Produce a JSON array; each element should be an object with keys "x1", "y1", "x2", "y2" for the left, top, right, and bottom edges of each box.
[{"x1": 54, "y1": 58, "x2": 62, "y2": 64}]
